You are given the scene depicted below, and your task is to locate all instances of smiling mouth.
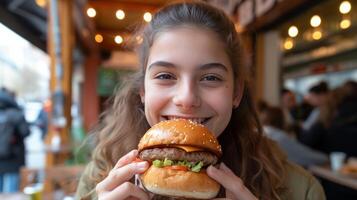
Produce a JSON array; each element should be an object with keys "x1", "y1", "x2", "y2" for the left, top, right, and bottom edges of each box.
[{"x1": 163, "y1": 116, "x2": 211, "y2": 124}]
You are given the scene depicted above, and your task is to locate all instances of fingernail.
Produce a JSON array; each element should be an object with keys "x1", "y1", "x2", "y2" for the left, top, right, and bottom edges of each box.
[
  {"x1": 136, "y1": 161, "x2": 148, "y2": 169},
  {"x1": 132, "y1": 149, "x2": 138, "y2": 156}
]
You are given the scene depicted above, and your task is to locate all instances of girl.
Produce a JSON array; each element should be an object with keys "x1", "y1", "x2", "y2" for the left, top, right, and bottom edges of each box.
[{"x1": 76, "y1": 1, "x2": 325, "y2": 200}]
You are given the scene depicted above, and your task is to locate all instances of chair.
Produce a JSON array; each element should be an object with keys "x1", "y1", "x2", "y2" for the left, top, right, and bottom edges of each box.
[
  {"x1": 20, "y1": 167, "x2": 40, "y2": 191},
  {"x1": 44, "y1": 165, "x2": 85, "y2": 197}
]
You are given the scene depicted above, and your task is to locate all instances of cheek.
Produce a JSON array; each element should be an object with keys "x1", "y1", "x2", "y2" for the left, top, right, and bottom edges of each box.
[
  {"x1": 205, "y1": 85, "x2": 234, "y2": 110},
  {"x1": 144, "y1": 84, "x2": 170, "y2": 126}
]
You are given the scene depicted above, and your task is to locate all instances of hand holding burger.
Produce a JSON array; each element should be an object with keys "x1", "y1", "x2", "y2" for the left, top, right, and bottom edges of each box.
[{"x1": 138, "y1": 119, "x2": 222, "y2": 199}]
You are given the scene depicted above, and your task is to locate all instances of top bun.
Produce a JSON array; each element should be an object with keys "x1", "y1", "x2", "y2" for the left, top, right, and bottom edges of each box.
[{"x1": 138, "y1": 119, "x2": 222, "y2": 156}]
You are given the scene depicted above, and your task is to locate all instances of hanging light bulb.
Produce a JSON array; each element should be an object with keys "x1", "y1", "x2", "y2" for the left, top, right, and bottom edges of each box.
[
  {"x1": 35, "y1": 0, "x2": 46, "y2": 7},
  {"x1": 283, "y1": 38, "x2": 294, "y2": 50},
  {"x1": 116, "y1": 9, "x2": 125, "y2": 20},
  {"x1": 87, "y1": 8, "x2": 96, "y2": 18},
  {"x1": 339, "y1": 1, "x2": 351, "y2": 14},
  {"x1": 143, "y1": 12, "x2": 152, "y2": 22},
  {"x1": 95, "y1": 34, "x2": 103, "y2": 43},
  {"x1": 312, "y1": 30, "x2": 322, "y2": 40},
  {"x1": 340, "y1": 19, "x2": 351, "y2": 29},
  {"x1": 288, "y1": 26, "x2": 299, "y2": 38},
  {"x1": 115, "y1": 35, "x2": 123, "y2": 44},
  {"x1": 310, "y1": 15, "x2": 321, "y2": 27}
]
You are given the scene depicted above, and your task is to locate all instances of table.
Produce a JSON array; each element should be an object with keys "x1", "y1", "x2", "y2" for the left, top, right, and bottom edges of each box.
[
  {"x1": 309, "y1": 165, "x2": 357, "y2": 190},
  {"x1": 0, "y1": 193, "x2": 28, "y2": 200}
]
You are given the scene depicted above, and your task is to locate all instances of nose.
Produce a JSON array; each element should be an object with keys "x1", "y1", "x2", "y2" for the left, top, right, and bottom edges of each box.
[{"x1": 172, "y1": 80, "x2": 201, "y2": 110}]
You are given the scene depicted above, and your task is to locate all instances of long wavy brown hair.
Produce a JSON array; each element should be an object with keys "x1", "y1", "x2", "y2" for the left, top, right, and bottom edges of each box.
[{"x1": 85, "y1": 1, "x2": 287, "y2": 199}]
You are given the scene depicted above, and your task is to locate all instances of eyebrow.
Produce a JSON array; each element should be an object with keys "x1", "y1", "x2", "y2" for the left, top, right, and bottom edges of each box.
[{"x1": 148, "y1": 61, "x2": 228, "y2": 72}]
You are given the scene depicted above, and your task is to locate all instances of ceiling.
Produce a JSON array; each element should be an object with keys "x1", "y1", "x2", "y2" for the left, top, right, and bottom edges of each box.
[
  {"x1": 0, "y1": 0, "x2": 323, "y2": 54},
  {"x1": 86, "y1": 0, "x2": 175, "y2": 51}
]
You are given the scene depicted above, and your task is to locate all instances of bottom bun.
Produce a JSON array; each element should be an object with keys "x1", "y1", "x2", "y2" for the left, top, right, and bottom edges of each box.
[{"x1": 140, "y1": 165, "x2": 220, "y2": 199}]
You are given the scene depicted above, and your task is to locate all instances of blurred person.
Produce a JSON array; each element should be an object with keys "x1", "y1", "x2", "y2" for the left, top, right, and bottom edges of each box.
[
  {"x1": 261, "y1": 106, "x2": 328, "y2": 167},
  {"x1": 256, "y1": 99, "x2": 269, "y2": 113},
  {"x1": 298, "y1": 80, "x2": 357, "y2": 157},
  {"x1": 281, "y1": 88, "x2": 299, "y2": 126},
  {"x1": 0, "y1": 88, "x2": 30, "y2": 192},
  {"x1": 35, "y1": 99, "x2": 51, "y2": 139},
  {"x1": 302, "y1": 81, "x2": 329, "y2": 131},
  {"x1": 281, "y1": 88, "x2": 306, "y2": 137}
]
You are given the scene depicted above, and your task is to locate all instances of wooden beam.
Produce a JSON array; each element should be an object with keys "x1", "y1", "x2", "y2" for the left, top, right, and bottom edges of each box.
[
  {"x1": 73, "y1": 0, "x2": 98, "y2": 54},
  {"x1": 96, "y1": 28, "x2": 133, "y2": 36},
  {"x1": 0, "y1": 6, "x2": 46, "y2": 51},
  {"x1": 88, "y1": 0, "x2": 159, "y2": 12},
  {"x1": 244, "y1": 0, "x2": 324, "y2": 32}
]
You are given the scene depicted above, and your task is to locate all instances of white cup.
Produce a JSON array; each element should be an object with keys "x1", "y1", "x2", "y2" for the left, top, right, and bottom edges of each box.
[{"x1": 330, "y1": 152, "x2": 346, "y2": 171}]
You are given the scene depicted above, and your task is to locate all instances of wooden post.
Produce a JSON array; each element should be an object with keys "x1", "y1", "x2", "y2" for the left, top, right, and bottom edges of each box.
[
  {"x1": 82, "y1": 53, "x2": 100, "y2": 131},
  {"x1": 46, "y1": 0, "x2": 74, "y2": 166}
]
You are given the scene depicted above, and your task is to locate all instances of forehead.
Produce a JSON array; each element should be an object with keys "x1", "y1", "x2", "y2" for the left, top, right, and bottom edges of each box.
[{"x1": 147, "y1": 26, "x2": 231, "y2": 71}]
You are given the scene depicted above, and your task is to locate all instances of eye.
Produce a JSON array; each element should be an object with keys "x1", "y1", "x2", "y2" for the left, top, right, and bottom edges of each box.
[
  {"x1": 201, "y1": 75, "x2": 222, "y2": 82},
  {"x1": 155, "y1": 73, "x2": 175, "y2": 80}
]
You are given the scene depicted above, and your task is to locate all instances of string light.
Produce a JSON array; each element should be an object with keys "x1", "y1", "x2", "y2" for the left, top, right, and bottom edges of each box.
[
  {"x1": 312, "y1": 30, "x2": 322, "y2": 40},
  {"x1": 35, "y1": 0, "x2": 46, "y2": 7},
  {"x1": 116, "y1": 10, "x2": 125, "y2": 20},
  {"x1": 87, "y1": 8, "x2": 96, "y2": 18},
  {"x1": 340, "y1": 19, "x2": 351, "y2": 29},
  {"x1": 95, "y1": 34, "x2": 103, "y2": 43},
  {"x1": 310, "y1": 15, "x2": 321, "y2": 27},
  {"x1": 143, "y1": 12, "x2": 152, "y2": 22},
  {"x1": 339, "y1": 1, "x2": 351, "y2": 14},
  {"x1": 288, "y1": 26, "x2": 299, "y2": 38},
  {"x1": 115, "y1": 35, "x2": 123, "y2": 44},
  {"x1": 284, "y1": 38, "x2": 294, "y2": 50},
  {"x1": 136, "y1": 36, "x2": 143, "y2": 44}
]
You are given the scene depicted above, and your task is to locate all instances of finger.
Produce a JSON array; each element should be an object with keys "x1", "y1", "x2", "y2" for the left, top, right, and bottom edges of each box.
[
  {"x1": 211, "y1": 198, "x2": 233, "y2": 200},
  {"x1": 103, "y1": 182, "x2": 150, "y2": 200},
  {"x1": 207, "y1": 164, "x2": 256, "y2": 200},
  {"x1": 207, "y1": 164, "x2": 243, "y2": 190},
  {"x1": 219, "y1": 162, "x2": 235, "y2": 175},
  {"x1": 114, "y1": 150, "x2": 139, "y2": 169},
  {"x1": 96, "y1": 161, "x2": 149, "y2": 192}
]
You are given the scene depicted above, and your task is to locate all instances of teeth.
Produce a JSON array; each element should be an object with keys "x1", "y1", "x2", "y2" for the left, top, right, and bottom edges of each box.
[{"x1": 166, "y1": 116, "x2": 206, "y2": 124}]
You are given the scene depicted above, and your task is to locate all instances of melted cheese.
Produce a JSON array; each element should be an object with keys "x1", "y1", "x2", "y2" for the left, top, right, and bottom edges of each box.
[{"x1": 172, "y1": 145, "x2": 203, "y2": 152}]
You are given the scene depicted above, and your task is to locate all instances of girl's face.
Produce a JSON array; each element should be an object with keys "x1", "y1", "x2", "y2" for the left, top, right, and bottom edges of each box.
[{"x1": 141, "y1": 27, "x2": 242, "y2": 137}]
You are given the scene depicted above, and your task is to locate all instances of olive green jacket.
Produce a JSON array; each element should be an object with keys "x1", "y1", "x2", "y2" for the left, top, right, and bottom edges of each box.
[{"x1": 75, "y1": 161, "x2": 325, "y2": 200}]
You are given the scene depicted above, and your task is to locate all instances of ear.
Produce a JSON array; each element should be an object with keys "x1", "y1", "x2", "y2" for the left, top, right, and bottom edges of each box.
[
  {"x1": 233, "y1": 80, "x2": 244, "y2": 109},
  {"x1": 139, "y1": 86, "x2": 145, "y2": 103}
]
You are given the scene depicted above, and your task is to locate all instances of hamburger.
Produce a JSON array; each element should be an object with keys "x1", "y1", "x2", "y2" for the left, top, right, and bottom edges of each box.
[{"x1": 138, "y1": 119, "x2": 222, "y2": 199}]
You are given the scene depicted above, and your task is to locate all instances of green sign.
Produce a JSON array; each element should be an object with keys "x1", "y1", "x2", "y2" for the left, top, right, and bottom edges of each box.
[{"x1": 97, "y1": 68, "x2": 133, "y2": 96}]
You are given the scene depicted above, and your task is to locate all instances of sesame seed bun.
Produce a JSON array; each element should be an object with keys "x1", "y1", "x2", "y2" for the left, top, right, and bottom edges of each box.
[{"x1": 138, "y1": 119, "x2": 222, "y2": 156}]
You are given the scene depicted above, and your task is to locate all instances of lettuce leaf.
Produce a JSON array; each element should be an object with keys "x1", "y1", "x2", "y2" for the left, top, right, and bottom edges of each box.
[{"x1": 152, "y1": 159, "x2": 204, "y2": 172}]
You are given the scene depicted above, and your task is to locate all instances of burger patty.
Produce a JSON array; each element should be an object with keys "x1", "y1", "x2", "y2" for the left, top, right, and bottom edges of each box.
[{"x1": 139, "y1": 147, "x2": 218, "y2": 166}]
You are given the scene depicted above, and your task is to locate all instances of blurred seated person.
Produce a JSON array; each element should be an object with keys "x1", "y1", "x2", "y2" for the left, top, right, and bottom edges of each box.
[
  {"x1": 261, "y1": 106, "x2": 328, "y2": 167},
  {"x1": 298, "y1": 80, "x2": 357, "y2": 157},
  {"x1": 281, "y1": 88, "x2": 299, "y2": 126},
  {"x1": 302, "y1": 81, "x2": 329, "y2": 131}
]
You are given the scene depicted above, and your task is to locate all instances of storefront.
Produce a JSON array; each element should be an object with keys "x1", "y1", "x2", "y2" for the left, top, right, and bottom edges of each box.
[
  {"x1": 235, "y1": 0, "x2": 357, "y2": 104},
  {"x1": 279, "y1": 0, "x2": 357, "y2": 97}
]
